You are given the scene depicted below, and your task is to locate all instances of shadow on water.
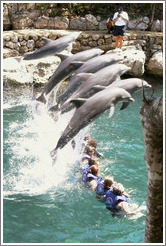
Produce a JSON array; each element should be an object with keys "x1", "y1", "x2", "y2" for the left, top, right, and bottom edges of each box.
[{"x1": 3, "y1": 74, "x2": 163, "y2": 243}]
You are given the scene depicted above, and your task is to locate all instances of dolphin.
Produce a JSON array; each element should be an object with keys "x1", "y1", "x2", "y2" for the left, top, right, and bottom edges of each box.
[
  {"x1": 23, "y1": 32, "x2": 81, "y2": 60},
  {"x1": 59, "y1": 64, "x2": 131, "y2": 114},
  {"x1": 56, "y1": 53, "x2": 123, "y2": 106},
  {"x1": 50, "y1": 87, "x2": 134, "y2": 161},
  {"x1": 92, "y1": 78, "x2": 152, "y2": 109},
  {"x1": 36, "y1": 48, "x2": 104, "y2": 104}
]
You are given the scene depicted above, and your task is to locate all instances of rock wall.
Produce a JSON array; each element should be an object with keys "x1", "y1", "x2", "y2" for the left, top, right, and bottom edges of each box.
[
  {"x1": 3, "y1": 29, "x2": 163, "y2": 80},
  {"x1": 3, "y1": 3, "x2": 163, "y2": 32},
  {"x1": 3, "y1": 29, "x2": 163, "y2": 63}
]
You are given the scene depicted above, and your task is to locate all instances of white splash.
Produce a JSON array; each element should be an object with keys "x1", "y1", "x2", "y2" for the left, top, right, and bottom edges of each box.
[{"x1": 3, "y1": 99, "x2": 89, "y2": 197}]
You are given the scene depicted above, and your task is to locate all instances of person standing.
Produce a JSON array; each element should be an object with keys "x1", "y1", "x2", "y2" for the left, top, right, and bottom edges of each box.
[{"x1": 113, "y1": 6, "x2": 129, "y2": 49}]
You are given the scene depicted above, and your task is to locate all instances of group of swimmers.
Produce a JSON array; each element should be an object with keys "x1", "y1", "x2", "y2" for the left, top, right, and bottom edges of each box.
[{"x1": 80, "y1": 134, "x2": 146, "y2": 218}]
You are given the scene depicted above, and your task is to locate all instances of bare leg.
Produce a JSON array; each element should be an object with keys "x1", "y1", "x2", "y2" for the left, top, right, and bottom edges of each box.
[
  {"x1": 119, "y1": 36, "x2": 123, "y2": 49},
  {"x1": 115, "y1": 36, "x2": 120, "y2": 48}
]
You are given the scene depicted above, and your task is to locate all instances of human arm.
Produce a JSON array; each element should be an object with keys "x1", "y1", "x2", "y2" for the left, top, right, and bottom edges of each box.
[
  {"x1": 119, "y1": 12, "x2": 129, "y2": 22},
  {"x1": 89, "y1": 180, "x2": 97, "y2": 191}
]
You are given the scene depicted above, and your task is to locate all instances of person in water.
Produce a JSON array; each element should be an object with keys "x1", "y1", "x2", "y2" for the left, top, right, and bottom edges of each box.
[
  {"x1": 105, "y1": 182, "x2": 129, "y2": 217},
  {"x1": 88, "y1": 139, "x2": 104, "y2": 158},
  {"x1": 81, "y1": 134, "x2": 91, "y2": 153},
  {"x1": 96, "y1": 174, "x2": 114, "y2": 202},
  {"x1": 82, "y1": 164, "x2": 102, "y2": 191},
  {"x1": 105, "y1": 182, "x2": 145, "y2": 218},
  {"x1": 81, "y1": 145, "x2": 95, "y2": 163}
]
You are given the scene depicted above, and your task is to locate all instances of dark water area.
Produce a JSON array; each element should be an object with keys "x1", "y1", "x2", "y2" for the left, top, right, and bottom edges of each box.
[{"x1": 3, "y1": 75, "x2": 163, "y2": 243}]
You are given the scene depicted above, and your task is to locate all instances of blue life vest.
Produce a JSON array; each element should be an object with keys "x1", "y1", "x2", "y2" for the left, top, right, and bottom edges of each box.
[
  {"x1": 105, "y1": 190, "x2": 129, "y2": 209},
  {"x1": 96, "y1": 181, "x2": 106, "y2": 196},
  {"x1": 96, "y1": 182, "x2": 113, "y2": 196},
  {"x1": 82, "y1": 169, "x2": 102, "y2": 184}
]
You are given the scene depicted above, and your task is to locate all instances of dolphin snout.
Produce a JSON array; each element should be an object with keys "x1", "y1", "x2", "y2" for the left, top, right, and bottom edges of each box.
[
  {"x1": 121, "y1": 67, "x2": 131, "y2": 75},
  {"x1": 129, "y1": 97, "x2": 135, "y2": 102}
]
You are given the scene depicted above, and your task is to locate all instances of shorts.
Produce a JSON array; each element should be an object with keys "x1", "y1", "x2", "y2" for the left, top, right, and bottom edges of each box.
[{"x1": 113, "y1": 25, "x2": 126, "y2": 36}]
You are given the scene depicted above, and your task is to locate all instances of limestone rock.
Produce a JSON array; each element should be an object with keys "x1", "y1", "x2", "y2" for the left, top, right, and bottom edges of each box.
[
  {"x1": 85, "y1": 14, "x2": 99, "y2": 30},
  {"x1": 3, "y1": 56, "x2": 61, "y2": 84},
  {"x1": 99, "y1": 20, "x2": 108, "y2": 30},
  {"x1": 69, "y1": 17, "x2": 86, "y2": 30},
  {"x1": 146, "y1": 51, "x2": 163, "y2": 77},
  {"x1": 3, "y1": 48, "x2": 20, "y2": 59},
  {"x1": 150, "y1": 20, "x2": 162, "y2": 32},
  {"x1": 107, "y1": 45, "x2": 146, "y2": 77}
]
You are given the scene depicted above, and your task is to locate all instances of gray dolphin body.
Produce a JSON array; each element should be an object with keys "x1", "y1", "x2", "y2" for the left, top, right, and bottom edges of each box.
[
  {"x1": 51, "y1": 87, "x2": 134, "y2": 160},
  {"x1": 93, "y1": 78, "x2": 152, "y2": 109},
  {"x1": 56, "y1": 53, "x2": 123, "y2": 105},
  {"x1": 60, "y1": 64, "x2": 130, "y2": 114},
  {"x1": 23, "y1": 32, "x2": 81, "y2": 60},
  {"x1": 36, "y1": 48, "x2": 104, "y2": 104}
]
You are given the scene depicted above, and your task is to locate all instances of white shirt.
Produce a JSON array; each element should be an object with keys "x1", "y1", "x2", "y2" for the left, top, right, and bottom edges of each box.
[{"x1": 113, "y1": 11, "x2": 129, "y2": 26}]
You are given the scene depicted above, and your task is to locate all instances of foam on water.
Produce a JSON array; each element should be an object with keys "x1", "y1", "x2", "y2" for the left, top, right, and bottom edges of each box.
[{"x1": 3, "y1": 99, "x2": 89, "y2": 197}]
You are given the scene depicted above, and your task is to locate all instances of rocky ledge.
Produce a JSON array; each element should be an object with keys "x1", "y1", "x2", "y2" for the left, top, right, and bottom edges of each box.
[{"x1": 3, "y1": 29, "x2": 163, "y2": 86}]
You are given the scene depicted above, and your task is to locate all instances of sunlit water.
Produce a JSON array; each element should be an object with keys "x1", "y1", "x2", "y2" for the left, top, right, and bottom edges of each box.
[{"x1": 3, "y1": 77, "x2": 163, "y2": 243}]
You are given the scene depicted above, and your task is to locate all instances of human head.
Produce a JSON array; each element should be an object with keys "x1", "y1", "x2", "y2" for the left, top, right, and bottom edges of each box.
[
  {"x1": 104, "y1": 175, "x2": 114, "y2": 190},
  {"x1": 88, "y1": 139, "x2": 97, "y2": 149},
  {"x1": 118, "y1": 6, "x2": 123, "y2": 13},
  {"x1": 89, "y1": 156, "x2": 99, "y2": 167},
  {"x1": 112, "y1": 182, "x2": 124, "y2": 195},
  {"x1": 84, "y1": 134, "x2": 90, "y2": 141},
  {"x1": 86, "y1": 146, "x2": 95, "y2": 157},
  {"x1": 88, "y1": 165, "x2": 99, "y2": 176}
]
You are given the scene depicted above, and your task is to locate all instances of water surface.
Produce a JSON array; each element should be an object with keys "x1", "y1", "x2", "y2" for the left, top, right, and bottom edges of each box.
[{"x1": 3, "y1": 77, "x2": 163, "y2": 243}]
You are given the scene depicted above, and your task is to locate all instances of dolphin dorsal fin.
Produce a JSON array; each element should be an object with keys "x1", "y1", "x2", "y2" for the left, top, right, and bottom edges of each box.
[
  {"x1": 70, "y1": 98, "x2": 87, "y2": 108},
  {"x1": 120, "y1": 102, "x2": 130, "y2": 110},
  {"x1": 71, "y1": 61, "x2": 84, "y2": 69},
  {"x1": 55, "y1": 53, "x2": 71, "y2": 61},
  {"x1": 66, "y1": 43, "x2": 73, "y2": 53},
  {"x1": 108, "y1": 105, "x2": 115, "y2": 118},
  {"x1": 92, "y1": 85, "x2": 106, "y2": 91},
  {"x1": 76, "y1": 73, "x2": 93, "y2": 81},
  {"x1": 42, "y1": 37, "x2": 52, "y2": 44}
]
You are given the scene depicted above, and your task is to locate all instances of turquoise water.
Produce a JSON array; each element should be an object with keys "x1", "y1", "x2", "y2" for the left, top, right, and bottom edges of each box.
[{"x1": 3, "y1": 78, "x2": 163, "y2": 244}]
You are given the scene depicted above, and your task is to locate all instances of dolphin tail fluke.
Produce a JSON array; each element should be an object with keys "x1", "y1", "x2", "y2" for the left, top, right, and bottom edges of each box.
[
  {"x1": 36, "y1": 94, "x2": 47, "y2": 104},
  {"x1": 49, "y1": 104, "x2": 60, "y2": 112},
  {"x1": 50, "y1": 149, "x2": 58, "y2": 166}
]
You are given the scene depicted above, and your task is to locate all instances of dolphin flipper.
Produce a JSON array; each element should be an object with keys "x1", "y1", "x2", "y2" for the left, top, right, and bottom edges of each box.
[
  {"x1": 70, "y1": 98, "x2": 87, "y2": 108},
  {"x1": 36, "y1": 94, "x2": 47, "y2": 104},
  {"x1": 120, "y1": 102, "x2": 130, "y2": 110},
  {"x1": 92, "y1": 85, "x2": 106, "y2": 92},
  {"x1": 108, "y1": 105, "x2": 115, "y2": 118},
  {"x1": 71, "y1": 61, "x2": 84, "y2": 69},
  {"x1": 42, "y1": 37, "x2": 52, "y2": 44},
  {"x1": 55, "y1": 53, "x2": 72, "y2": 61}
]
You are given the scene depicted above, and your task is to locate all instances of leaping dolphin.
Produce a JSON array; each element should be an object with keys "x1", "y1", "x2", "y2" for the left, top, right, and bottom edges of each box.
[
  {"x1": 59, "y1": 64, "x2": 131, "y2": 114},
  {"x1": 23, "y1": 32, "x2": 81, "y2": 60},
  {"x1": 92, "y1": 78, "x2": 152, "y2": 109},
  {"x1": 56, "y1": 53, "x2": 123, "y2": 106},
  {"x1": 50, "y1": 87, "x2": 135, "y2": 162},
  {"x1": 36, "y1": 48, "x2": 104, "y2": 104}
]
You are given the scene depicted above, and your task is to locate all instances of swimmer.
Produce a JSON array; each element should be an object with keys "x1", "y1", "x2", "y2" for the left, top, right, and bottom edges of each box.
[
  {"x1": 81, "y1": 134, "x2": 91, "y2": 153},
  {"x1": 81, "y1": 145, "x2": 95, "y2": 164},
  {"x1": 96, "y1": 174, "x2": 114, "y2": 202},
  {"x1": 82, "y1": 165, "x2": 102, "y2": 191},
  {"x1": 88, "y1": 139, "x2": 104, "y2": 158},
  {"x1": 105, "y1": 183, "x2": 145, "y2": 218}
]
